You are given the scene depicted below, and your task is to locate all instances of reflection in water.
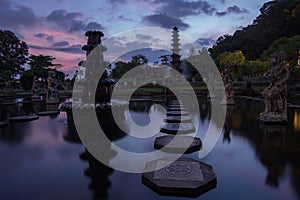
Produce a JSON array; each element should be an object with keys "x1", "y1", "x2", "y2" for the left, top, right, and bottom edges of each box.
[
  {"x1": 293, "y1": 111, "x2": 300, "y2": 131},
  {"x1": 0, "y1": 98, "x2": 300, "y2": 200},
  {"x1": 223, "y1": 106, "x2": 233, "y2": 143},
  {"x1": 80, "y1": 149, "x2": 115, "y2": 200},
  {"x1": 0, "y1": 123, "x2": 28, "y2": 144},
  {"x1": 258, "y1": 124, "x2": 287, "y2": 188}
]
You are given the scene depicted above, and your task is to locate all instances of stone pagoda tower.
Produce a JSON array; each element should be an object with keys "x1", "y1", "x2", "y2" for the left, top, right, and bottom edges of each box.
[{"x1": 170, "y1": 27, "x2": 183, "y2": 73}]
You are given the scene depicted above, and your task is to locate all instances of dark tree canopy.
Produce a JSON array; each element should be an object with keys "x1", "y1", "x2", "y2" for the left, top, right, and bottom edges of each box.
[
  {"x1": 20, "y1": 54, "x2": 65, "y2": 90},
  {"x1": 209, "y1": 0, "x2": 300, "y2": 60},
  {"x1": 0, "y1": 30, "x2": 28, "y2": 79},
  {"x1": 112, "y1": 54, "x2": 149, "y2": 79}
]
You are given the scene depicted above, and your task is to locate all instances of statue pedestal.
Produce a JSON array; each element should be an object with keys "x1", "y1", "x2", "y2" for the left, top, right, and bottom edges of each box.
[
  {"x1": 257, "y1": 113, "x2": 288, "y2": 125},
  {"x1": 221, "y1": 98, "x2": 235, "y2": 105}
]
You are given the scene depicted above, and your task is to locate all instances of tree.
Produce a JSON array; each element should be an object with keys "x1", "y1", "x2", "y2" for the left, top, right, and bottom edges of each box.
[
  {"x1": 130, "y1": 54, "x2": 148, "y2": 66},
  {"x1": 28, "y1": 54, "x2": 62, "y2": 82},
  {"x1": 159, "y1": 55, "x2": 170, "y2": 65},
  {"x1": 218, "y1": 50, "x2": 246, "y2": 74},
  {"x1": 261, "y1": 35, "x2": 300, "y2": 68},
  {"x1": 209, "y1": 0, "x2": 300, "y2": 60},
  {"x1": 20, "y1": 70, "x2": 34, "y2": 90},
  {"x1": 29, "y1": 54, "x2": 60, "y2": 70},
  {"x1": 239, "y1": 59, "x2": 272, "y2": 77},
  {"x1": 112, "y1": 54, "x2": 149, "y2": 79},
  {"x1": 0, "y1": 30, "x2": 28, "y2": 81}
]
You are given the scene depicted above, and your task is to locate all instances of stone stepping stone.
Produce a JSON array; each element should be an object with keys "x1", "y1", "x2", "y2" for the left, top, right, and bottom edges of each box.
[
  {"x1": 160, "y1": 123, "x2": 195, "y2": 134},
  {"x1": 167, "y1": 107, "x2": 187, "y2": 112},
  {"x1": 0, "y1": 102, "x2": 16, "y2": 106},
  {"x1": 9, "y1": 115, "x2": 39, "y2": 123},
  {"x1": 169, "y1": 104, "x2": 185, "y2": 107},
  {"x1": 0, "y1": 121, "x2": 8, "y2": 128},
  {"x1": 169, "y1": 103, "x2": 182, "y2": 106},
  {"x1": 142, "y1": 158, "x2": 217, "y2": 197},
  {"x1": 36, "y1": 111, "x2": 60, "y2": 116},
  {"x1": 154, "y1": 136, "x2": 202, "y2": 154},
  {"x1": 166, "y1": 111, "x2": 189, "y2": 116},
  {"x1": 164, "y1": 116, "x2": 192, "y2": 123}
]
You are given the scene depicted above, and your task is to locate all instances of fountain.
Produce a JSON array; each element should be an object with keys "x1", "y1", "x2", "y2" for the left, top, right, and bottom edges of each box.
[{"x1": 62, "y1": 30, "x2": 128, "y2": 135}]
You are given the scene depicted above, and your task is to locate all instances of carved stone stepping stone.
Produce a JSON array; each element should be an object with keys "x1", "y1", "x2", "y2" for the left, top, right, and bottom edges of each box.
[
  {"x1": 164, "y1": 116, "x2": 192, "y2": 123},
  {"x1": 9, "y1": 115, "x2": 39, "y2": 123},
  {"x1": 142, "y1": 158, "x2": 217, "y2": 197},
  {"x1": 168, "y1": 107, "x2": 187, "y2": 112},
  {"x1": 160, "y1": 123, "x2": 195, "y2": 134},
  {"x1": 166, "y1": 111, "x2": 189, "y2": 116},
  {"x1": 36, "y1": 110, "x2": 60, "y2": 116},
  {"x1": 154, "y1": 136, "x2": 202, "y2": 154},
  {"x1": 0, "y1": 122, "x2": 8, "y2": 128},
  {"x1": 169, "y1": 104, "x2": 185, "y2": 108},
  {"x1": 169, "y1": 103, "x2": 183, "y2": 106}
]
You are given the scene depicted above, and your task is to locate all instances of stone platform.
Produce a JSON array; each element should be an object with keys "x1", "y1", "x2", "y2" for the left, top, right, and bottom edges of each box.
[
  {"x1": 154, "y1": 136, "x2": 202, "y2": 154},
  {"x1": 36, "y1": 111, "x2": 60, "y2": 116},
  {"x1": 0, "y1": 122, "x2": 8, "y2": 128},
  {"x1": 167, "y1": 107, "x2": 187, "y2": 112},
  {"x1": 257, "y1": 116, "x2": 288, "y2": 125},
  {"x1": 142, "y1": 158, "x2": 217, "y2": 197},
  {"x1": 166, "y1": 111, "x2": 189, "y2": 116},
  {"x1": 9, "y1": 115, "x2": 39, "y2": 122},
  {"x1": 160, "y1": 123, "x2": 195, "y2": 135},
  {"x1": 164, "y1": 116, "x2": 192, "y2": 123}
]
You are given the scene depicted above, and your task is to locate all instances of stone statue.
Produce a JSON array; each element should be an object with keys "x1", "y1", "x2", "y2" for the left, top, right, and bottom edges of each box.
[
  {"x1": 258, "y1": 51, "x2": 290, "y2": 123},
  {"x1": 31, "y1": 76, "x2": 40, "y2": 100},
  {"x1": 221, "y1": 64, "x2": 235, "y2": 105},
  {"x1": 46, "y1": 70, "x2": 59, "y2": 104}
]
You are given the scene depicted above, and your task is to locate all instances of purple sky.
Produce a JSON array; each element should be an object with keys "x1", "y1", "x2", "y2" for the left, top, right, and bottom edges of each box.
[{"x1": 0, "y1": 0, "x2": 269, "y2": 75}]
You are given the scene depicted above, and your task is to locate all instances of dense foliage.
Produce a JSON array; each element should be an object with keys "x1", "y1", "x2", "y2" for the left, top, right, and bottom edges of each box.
[
  {"x1": 0, "y1": 30, "x2": 28, "y2": 81},
  {"x1": 209, "y1": 0, "x2": 300, "y2": 60}
]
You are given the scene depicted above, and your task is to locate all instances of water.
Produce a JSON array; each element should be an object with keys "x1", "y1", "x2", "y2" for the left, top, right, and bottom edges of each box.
[{"x1": 0, "y1": 99, "x2": 299, "y2": 200}]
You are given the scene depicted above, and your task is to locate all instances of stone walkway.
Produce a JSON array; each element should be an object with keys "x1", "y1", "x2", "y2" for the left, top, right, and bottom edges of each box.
[{"x1": 142, "y1": 99, "x2": 217, "y2": 197}]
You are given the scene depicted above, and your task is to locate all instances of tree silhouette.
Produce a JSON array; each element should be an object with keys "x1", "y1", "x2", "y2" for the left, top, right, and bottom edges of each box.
[{"x1": 0, "y1": 30, "x2": 28, "y2": 83}]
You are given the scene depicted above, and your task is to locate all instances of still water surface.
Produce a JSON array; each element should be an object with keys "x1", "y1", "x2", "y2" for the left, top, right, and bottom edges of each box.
[{"x1": 0, "y1": 99, "x2": 299, "y2": 200}]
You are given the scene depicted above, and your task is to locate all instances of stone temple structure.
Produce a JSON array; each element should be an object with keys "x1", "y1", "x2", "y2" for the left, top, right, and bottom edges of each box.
[
  {"x1": 258, "y1": 51, "x2": 290, "y2": 124},
  {"x1": 170, "y1": 27, "x2": 183, "y2": 73}
]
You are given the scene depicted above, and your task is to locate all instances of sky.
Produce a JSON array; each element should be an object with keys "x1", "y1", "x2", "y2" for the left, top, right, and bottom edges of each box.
[{"x1": 0, "y1": 0, "x2": 270, "y2": 76}]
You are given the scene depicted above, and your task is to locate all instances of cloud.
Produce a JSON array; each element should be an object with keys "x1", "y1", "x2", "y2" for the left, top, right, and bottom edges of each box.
[
  {"x1": 107, "y1": 0, "x2": 126, "y2": 6},
  {"x1": 152, "y1": 0, "x2": 217, "y2": 17},
  {"x1": 29, "y1": 44, "x2": 82, "y2": 54},
  {"x1": 85, "y1": 22, "x2": 104, "y2": 30},
  {"x1": 142, "y1": 14, "x2": 189, "y2": 30},
  {"x1": 34, "y1": 33, "x2": 49, "y2": 38},
  {"x1": 197, "y1": 38, "x2": 216, "y2": 47},
  {"x1": 33, "y1": 32, "x2": 54, "y2": 42},
  {"x1": 118, "y1": 15, "x2": 133, "y2": 21},
  {"x1": 216, "y1": 11, "x2": 227, "y2": 17},
  {"x1": 52, "y1": 41, "x2": 69, "y2": 47},
  {"x1": 46, "y1": 9, "x2": 105, "y2": 32},
  {"x1": 217, "y1": 5, "x2": 249, "y2": 17},
  {"x1": 0, "y1": 0, "x2": 37, "y2": 29},
  {"x1": 227, "y1": 5, "x2": 249, "y2": 14}
]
